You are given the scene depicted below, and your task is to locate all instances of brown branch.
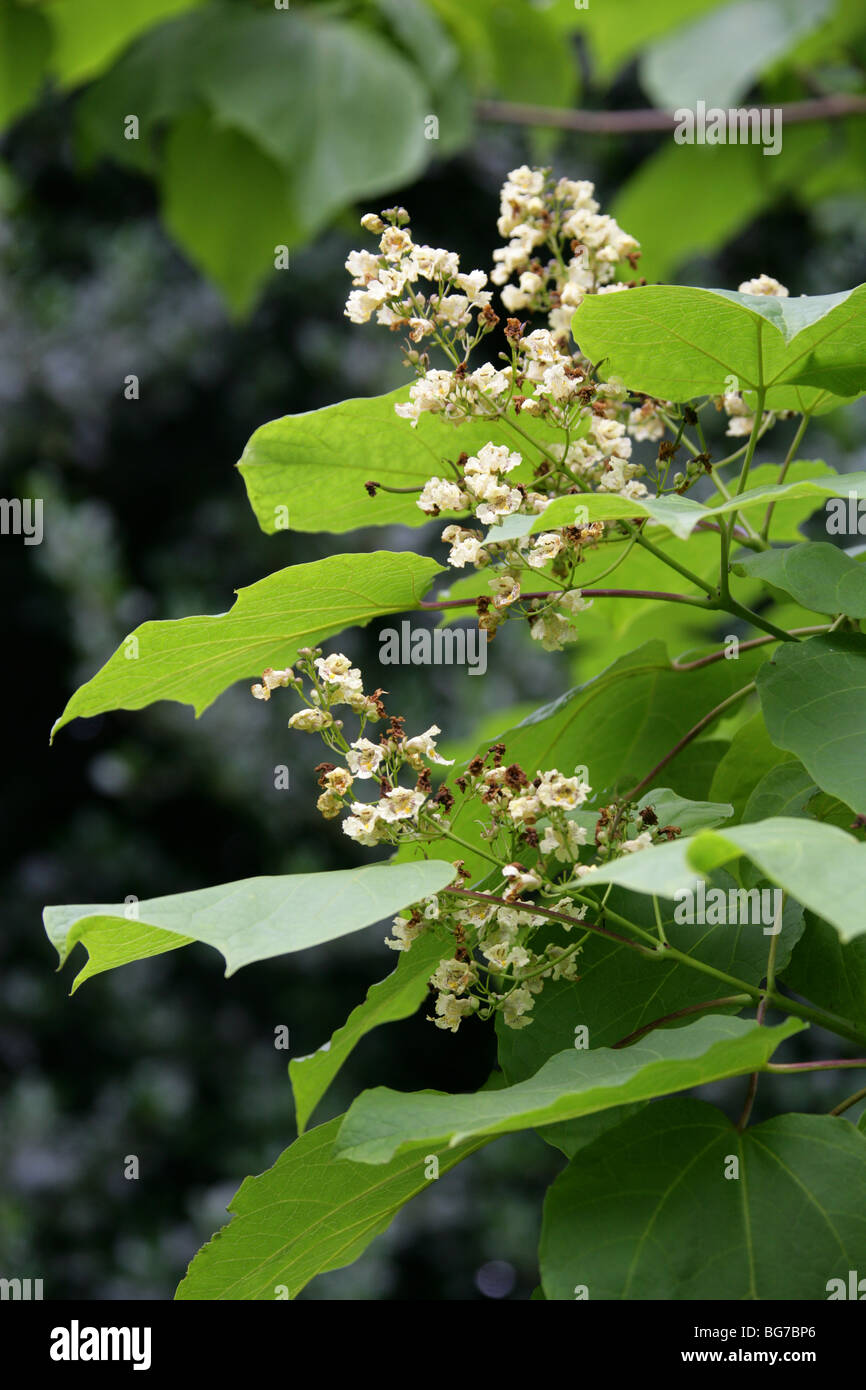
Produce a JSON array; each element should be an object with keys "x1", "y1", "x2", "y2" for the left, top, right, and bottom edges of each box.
[
  {"x1": 672, "y1": 625, "x2": 830, "y2": 671},
  {"x1": 475, "y1": 94, "x2": 866, "y2": 136},
  {"x1": 612, "y1": 995, "x2": 751, "y2": 1049},
  {"x1": 421, "y1": 587, "x2": 707, "y2": 611},
  {"x1": 624, "y1": 681, "x2": 756, "y2": 802},
  {"x1": 441, "y1": 885, "x2": 655, "y2": 956}
]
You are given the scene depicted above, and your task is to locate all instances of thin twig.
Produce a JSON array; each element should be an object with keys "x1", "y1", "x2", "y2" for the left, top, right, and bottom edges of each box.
[
  {"x1": 612, "y1": 996, "x2": 751, "y2": 1049},
  {"x1": 475, "y1": 94, "x2": 866, "y2": 135},
  {"x1": 624, "y1": 681, "x2": 756, "y2": 802}
]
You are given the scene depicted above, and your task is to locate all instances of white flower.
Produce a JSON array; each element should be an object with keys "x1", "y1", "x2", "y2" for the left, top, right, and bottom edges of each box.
[
  {"x1": 558, "y1": 590, "x2": 593, "y2": 617},
  {"x1": 619, "y1": 479, "x2": 649, "y2": 501},
  {"x1": 590, "y1": 416, "x2": 632, "y2": 459},
  {"x1": 455, "y1": 269, "x2": 492, "y2": 305},
  {"x1": 508, "y1": 795, "x2": 540, "y2": 823},
  {"x1": 436, "y1": 293, "x2": 471, "y2": 327},
  {"x1": 526, "y1": 532, "x2": 564, "y2": 569},
  {"x1": 489, "y1": 574, "x2": 520, "y2": 607},
  {"x1": 408, "y1": 317, "x2": 434, "y2": 341},
  {"x1": 431, "y1": 958, "x2": 477, "y2": 995},
  {"x1": 251, "y1": 666, "x2": 294, "y2": 701},
  {"x1": 385, "y1": 914, "x2": 424, "y2": 952},
  {"x1": 475, "y1": 485, "x2": 523, "y2": 526},
  {"x1": 469, "y1": 361, "x2": 511, "y2": 398},
  {"x1": 346, "y1": 738, "x2": 385, "y2": 779},
  {"x1": 345, "y1": 287, "x2": 386, "y2": 324},
  {"x1": 529, "y1": 611, "x2": 577, "y2": 651},
  {"x1": 342, "y1": 803, "x2": 383, "y2": 846},
  {"x1": 502, "y1": 864, "x2": 542, "y2": 900},
  {"x1": 537, "y1": 770, "x2": 590, "y2": 810},
  {"x1": 539, "y1": 822, "x2": 588, "y2": 863},
  {"x1": 417, "y1": 477, "x2": 469, "y2": 515},
  {"x1": 377, "y1": 787, "x2": 426, "y2": 821},
  {"x1": 414, "y1": 245, "x2": 460, "y2": 279},
  {"x1": 394, "y1": 369, "x2": 455, "y2": 426},
  {"x1": 738, "y1": 274, "x2": 788, "y2": 297},
  {"x1": 502, "y1": 985, "x2": 534, "y2": 1029},
  {"x1": 380, "y1": 226, "x2": 414, "y2": 260},
  {"x1": 430, "y1": 992, "x2": 474, "y2": 1032},
  {"x1": 466, "y1": 442, "x2": 522, "y2": 477},
  {"x1": 483, "y1": 941, "x2": 531, "y2": 972},
  {"x1": 500, "y1": 284, "x2": 531, "y2": 312},
  {"x1": 621, "y1": 831, "x2": 653, "y2": 854},
  {"x1": 288, "y1": 708, "x2": 334, "y2": 732},
  {"x1": 404, "y1": 725, "x2": 454, "y2": 767},
  {"x1": 323, "y1": 767, "x2": 354, "y2": 795},
  {"x1": 315, "y1": 653, "x2": 359, "y2": 687},
  {"x1": 441, "y1": 525, "x2": 486, "y2": 569},
  {"x1": 627, "y1": 403, "x2": 666, "y2": 442}
]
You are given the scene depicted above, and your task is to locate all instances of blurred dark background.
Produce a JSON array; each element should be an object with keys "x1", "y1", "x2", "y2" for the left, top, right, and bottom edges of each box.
[{"x1": 2, "y1": 0, "x2": 866, "y2": 1300}]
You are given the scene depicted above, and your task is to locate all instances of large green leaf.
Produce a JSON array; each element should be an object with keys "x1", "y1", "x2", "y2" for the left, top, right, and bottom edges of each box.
[
  {"x1": 44, "y1": 0, "x2": 202, "y2": 87},
  {"x1": 640, "y1": 0, "x2": 832, "y2": 111},
  {"x1": 756, "y1": 633, "x2": 866, "y2": 813},
  {"x1": 540, "y1": 1098, "x2": 866, "y2": 1300},
  {"x1": 77, "y1": 7, "x2": 435, "y2": 308},
  {"x1": 580, "y1": 815, "x2": 866, "y2": 940},
  {"x1": 734, "y1": 542, "x2": 866, "y2": 618},
  {"x1": 43, "y1": 860, "x2": 457, "y2": 991},
  {"x1": 239, "y1": 390, "x2": 560, "y2": 535},
  {"x1": 740, "y1": 760, "x2": 818, "y2": 822},
  {"x1": 709, "y1": 711, "x2": 795, "y2": 819},
  {"x1": 162, "y1": 110, "x2": 303, "y2": 316},
  {"x1": 175, "y1": 1115, "x2": 487, "y2": 1300},
  {"x1": 497, "y1": 880, "x2": 805, "y2": 1080},
  {"x1": 51, "y1": 551, "x2": 442, "y2": 737},
  {"x1": 334, "y1": 1015, "x2": 802, "y2": 1163},
  {"x1": 782, "y1": 910, "x2": 866, "y2": 1031},
  {"x1": 572, "y1": 283, "x2": 866, "y2": 405},
  {"x1": 510, "y1": 470, "x2": 866, "y2": 542},
  {"x1": 290, "y1": 930, "x2": 448, "y2": 1134}
]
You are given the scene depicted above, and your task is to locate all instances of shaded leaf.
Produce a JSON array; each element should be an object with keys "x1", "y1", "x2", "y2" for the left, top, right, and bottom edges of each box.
[
  {"x1": 540, "y1": 1097, "x2": 866, "y2": 1299},
  {"x1": 734, "y1": 541, "x2": 866, "y2": 618},
  {"x1": 289, "y1": 930, "x2": 448, "y2": 1133},
  {"x1": 757, "y1": 632, "x2": 866, "y2": 812}
]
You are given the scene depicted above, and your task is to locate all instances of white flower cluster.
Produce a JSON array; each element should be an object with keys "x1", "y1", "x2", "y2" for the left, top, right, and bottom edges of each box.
[
  {"x1": 738, "y1": 274, "x2": 789, "y2": 298},
  {"x1": 345, "y1": 207, "x2": 495, "y2": 369},
  {"x1": 344, "y1": 173, "x2": 790, "y2": 621},
  {"x1": 253, "y1": 657, "x2": 684, "y2": 1034},
  {"x1": 492, "y1": 168, "x2": 640, "y2": 336}
]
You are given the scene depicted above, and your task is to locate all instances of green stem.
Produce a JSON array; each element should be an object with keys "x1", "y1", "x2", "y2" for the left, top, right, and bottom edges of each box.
[
  {"x1": 760, "y1": 413, "x2": 811, "y2": 541},
  {"x1": 830, "y1": 1085, "x2": 866, "y2": 1117},
  {"x1": 624, "y1": 522, "x2": 716, "y2": 596},
  {"x1": 767, "y1": 1059, "x2": 866, "y2": 1073}
]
